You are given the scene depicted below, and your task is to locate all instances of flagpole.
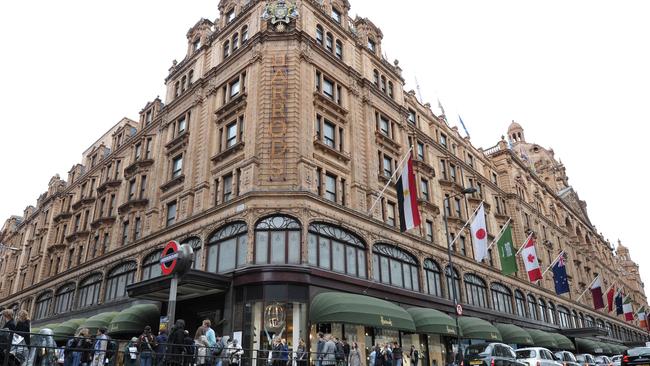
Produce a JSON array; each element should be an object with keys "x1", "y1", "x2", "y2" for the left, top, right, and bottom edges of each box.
[
  {"x1": 576, "y1": 275, "x2": 600, "y2": 302},
  {"x1": 515, "y1": 233, "x2": 534, "y2": 256},
  {"x1": 486, "y1": 218, "x2": 511, "y2": 251},
  {"x1": 448, "y1": 201, "x2": 484, "y2": 247},
  {"x1": 367, "y1": 147, "x2": 413, "y2": 216},
  {"x1": 541, "y1": 250, "x2": 565, "y2": 277}
]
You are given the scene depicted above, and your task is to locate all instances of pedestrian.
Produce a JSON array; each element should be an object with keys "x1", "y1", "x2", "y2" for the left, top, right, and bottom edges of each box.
[
  {"x1": 342, "y1": 340, "x2": 350, "y2": 362},
  {"x1": 16, "y1": 310, "x2": 30, "y2": 345},
  {"x1": 167, "y1": 319, "x2": 187, "y2": 366},
  {"x1": 316, "y1": 333, "x2": 325, "y2": 366},
  {"x1": 320, "y1": 335, "x2": 336, "y2": 366},
  {"x1": 392, "y1": 343, "x2": 402, "y2": 366},
  {"x1": 64, "y1": 331, "x2": 77, "y2": 366},
  {"x1": 91, "y1": 327, "x2": 109, "y2": 366},
  {"x1": 227, "y1": 339, "x2": 243, "y2": 366},
  {"x1": 138, "y1": 326, "x2": 157, "y2": 366},
  {"x1": 348, "y1": 342, "x2": 361, "y2": 366},
  {"x1": 296, "y1": 339, "x2": 307, "y2": 366},
  {"x1": 194, "y1": 326, "x2": 209, "y2": 366},
  {"x1": 334, "y1": 339, "x2": 345, "y2": 366},
  {"x1": 2, "y1": 309, "x2": 16, "y2": 331},
  {"x1": 76, "y1": 328, "x2": 94, "y2": 366},
  {"x1": 154, "y1": 329, "x2": 168, "y2": 366},
  {"x1": 280, "y1": 339, "x2": 289, "y2": 366},
  {"x1": 369, "y1": 346, "x2": 377, "y2": 366},
  {"x1": 124, "y1": 337, "x2": 140, "y2": 366},
  {"x1": 203, "y1": 320, "x2": 216, "y2": 348},
  {"x1": 183, "y1": 330, "x2": 195, "y2": 366},
  {"x1": 409, "y1": 347, "x2": 418, "y2": 366},
  {"x1": 214, "y1": 335, "x2": 226, "y2": 366}
]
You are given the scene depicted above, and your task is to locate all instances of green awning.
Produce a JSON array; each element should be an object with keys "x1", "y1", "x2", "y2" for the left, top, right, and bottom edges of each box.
[
  {"x1": 595, "y1": 342, "x2": 610, "y2": 355},
  {"x1": 495, "y1": 324, "x2": 533, "y2": 346},
  {"x1": 527, "y1": 329, "x2": 559, "y2": 349},
  {"x1": 42, "y1": 323, "x2": 59, "y2": 331},
  {"x1": 108, "y1": 304, "x2": 160, "y2": 335},
  {"x1": 458, "y1": 317, "x2": 502, "y2": 341},
  {"x1": 551, "y1": 333, "x2": 575, "y2": 351},
  {"x1": 310, "y1": 292, "x2": 416, "y2": 331},
  {"x1": 575, "y1": 338, "x2": 598, "y2": 353},
  {"x1": 407, "y1": 308, "x2": 458, "y2": 335},
  {"x1": 53, "y1": 319, "x2": 86, "y2": 341},
  {"x1": 78, "y1": 312, "x2": 119, "y2": 335}
]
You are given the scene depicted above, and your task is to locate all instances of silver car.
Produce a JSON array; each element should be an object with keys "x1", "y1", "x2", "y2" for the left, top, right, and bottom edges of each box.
[
  {"x1": 516, "y1": 348, "x2": 564, "y2": 366},
  {"x1": 610, "y1": 356, "x2": 622, "y2": 366}
]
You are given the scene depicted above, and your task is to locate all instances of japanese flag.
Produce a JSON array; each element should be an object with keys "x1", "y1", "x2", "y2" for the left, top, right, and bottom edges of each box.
[
  {"x1": 470, "y1": 204, "x2": 488, "y2": 262},
  {"x1": 521, "y1": 235, "x2": 542, "y2": 282}
]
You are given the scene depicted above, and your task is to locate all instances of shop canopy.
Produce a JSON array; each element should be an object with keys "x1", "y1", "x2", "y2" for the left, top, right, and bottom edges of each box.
[
  {"x1": 41, "y1": 324, "x2": 59, "y2": 332},
  {"x1": 108, "y1": 304, "x2": 160, "y2": 336},
  {"x1": 495, "y1": 324, "x2": 534, "y2": 346},
  {"x1": 550, "y1": 333, "x2": 575, "y2": 351},
  {"x1": 598, "y1": 342, "x2": 613, "y2": 355},
  {"x1": 526, "y1": 329, "x2": 559, "y2": 349},
  {"x1": 53, "y1": 319, "x2": 86, "y2": 341},
  {"x1": 310, "y1": 292, "x2": 416, "y2": 332},
  {"x1": 78, "y1": 312, "x2": 119, "y2": 335},
  {"x1": 407, "y1": 308, "x2": 458, "y2": 336},
  {"x1": 575, "y1": 338, "x2": 598, "y2": 354},
  {"x1": 458, "y1": 317, "x2": 502, "y2": 342}
]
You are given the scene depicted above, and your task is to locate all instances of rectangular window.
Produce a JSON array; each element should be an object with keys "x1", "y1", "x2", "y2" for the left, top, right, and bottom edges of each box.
[
  {"x1": 408, "y1": 109, "x2": 416, "y2": 124},
  {"x1": 316, "y1": 27, "x2": 323, "y2": 45},
  {"x1": 420, "y1": 178, "x2": 429, "y2": 201},
  {"x1": 460, "y1": 236, "x2": 467, "y2": 256},
  {"x1": 166, "y1": 201, "x2": 177, "y2": 227},
  {"x1": 382, "y1": 155, "x2": 392, "y2": 178},
  {"x1": 140, "y1": 175, "x2": 147, "y2": 199},
  {"x1": 440, "y1": 133, "x2": 447, "y2": 147},
  {"x1": 335, "y1": 41, "x2": 343, "y2": 59},
  {"x1": 440, "y1": 160, "x2": 447, "y2": 180},
  {"x1": 450, "y1": 164, "x2": 457, "y2": 182},
  {"x1": 134, "y1": 217, "x2": 142, "y2": 240},
  {"x1": 109, "y1": 194, "x2": 116, "y2": 215},
  {"x1": 172, "y1": 156, "x2": 183, "y2": 178},
  {"x1": 368, "y1": 39, "x2": 376, "y2": 52},
  {"x1": 454, "y1": 198, "x2": 462, "y2": 218},
  {"x1": 492, "y1": 172, "x2": 498, "y2": 185},
  {"x1": 177, "y1": 115, "x2": 186, "y2": 135},
  {"x1": 122, "y1": 221, "x2": 129, "y2": 245},
  {"x1": 325, "y1": 173, "x2": 337, "y2": 202},
  {"x1": 322, "y1": 78, "x2": 334, "y2": 99},
  {"x1": 426, "y1": 221, "x2": 433, "y2": 242},
  {"x1": 331, "y1": 8, "x2": 341, "y2": 23},
  {"x1": 316, "y1": 168, "x2": 322, "y2": 196},
  {"x1": 227, "y1": 9, "x2": 235, "y2": 23},
  {"x1": 467, "y1": 153, "x2": 474, "y2": 167},
  {"x1": 230, "y1": 79, "x2": 241, "y2": 98},
  {"x1": 323, "y1": 120, "x2": 335, "y2": 148},
  {"x1": 128, "y1": 179, "x2": 136, "y2": 200},
  {"x1": 145, "y1": 138, "x2": 152, "y2": 159},
  {"x1": 145, "y1": 110, "x2": 153, "y2": 125},
  {"x1": 386, "y1": 202, "x2": 396, "y2": 227},
  {"x1": 417, "y1": 142, "x2": 425, "y2": 160},
  {"x1": 444, "y1": 195, "x2": 451, "y2": 216},
  {"x1": 226, "y1": 122, "x2": 238, "y2": 148},
  {"x1": 103, "y1": 233, "x2": 110, "y2": 254},
  {"x1": 379, "y1": 115, "x2": 390, "y2": 136},
  {"x1": 223, "y1": 174, "x2": 233, "y2": 202}
]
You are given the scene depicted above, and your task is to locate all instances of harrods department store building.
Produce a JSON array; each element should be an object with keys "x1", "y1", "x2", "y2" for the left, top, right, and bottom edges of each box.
[{"x1": 1, "y1": 0, "x2": 648, "y2": 361}]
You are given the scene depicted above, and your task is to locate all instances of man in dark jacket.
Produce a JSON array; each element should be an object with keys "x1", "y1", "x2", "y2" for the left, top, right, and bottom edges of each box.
[
  {"x1": 154, "y1": 329, "x2": 168, "y2": 366},
  {"x1": 392, "y1": 343, "x2": 402, "y2": 366}
]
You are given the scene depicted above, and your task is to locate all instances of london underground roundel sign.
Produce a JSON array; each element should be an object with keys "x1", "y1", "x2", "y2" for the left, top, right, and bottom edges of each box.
[{"x1": 160, "y1": 241, "x2": 180, "y2": 276}]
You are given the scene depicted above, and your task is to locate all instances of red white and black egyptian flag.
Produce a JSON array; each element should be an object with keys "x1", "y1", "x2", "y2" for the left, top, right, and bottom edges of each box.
[{"x1": 397, "y1": 154, "x2": 421, "y2": 232}]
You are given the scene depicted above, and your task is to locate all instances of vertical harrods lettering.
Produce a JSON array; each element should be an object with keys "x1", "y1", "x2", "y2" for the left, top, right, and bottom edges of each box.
[{"x1": 269, "y1": 54, "x2": 289, "y2": 180}]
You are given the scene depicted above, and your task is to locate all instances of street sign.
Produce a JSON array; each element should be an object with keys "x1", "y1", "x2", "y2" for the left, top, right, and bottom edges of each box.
[
  {"x1": 160, "y1": 241, "x2": 193, "y2": 276},
  {"x1": 456, "y1": 304, "x2": 463, "y2": 316}
]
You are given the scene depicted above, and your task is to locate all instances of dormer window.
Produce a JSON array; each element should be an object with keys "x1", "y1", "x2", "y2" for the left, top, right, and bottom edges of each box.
[
  {"x1": 227, "y1": 9, "x2": 236, "y2": 23},
  {"x1": 331, "y1": 8, "x2": 341, "y2": 24},
  {"x1": 368, "y1": 39, "x2": 376, "y2": 53},
  {"x1": 192, "y1": 38, "x2": 201, "y2": 52}
]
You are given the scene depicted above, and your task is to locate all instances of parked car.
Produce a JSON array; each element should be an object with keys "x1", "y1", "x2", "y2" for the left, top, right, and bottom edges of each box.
[
  {"x1": 554, "y1": 351, "x2": 582, "y2": 366},
  {"x1": 595, "y1": 356, "x2": 613, "y2": 366},
  {"x1": 622, "y1": 347, "x2": 650, "y2": 366},
  {"x1": 611, "y1": 355, "x2": 622, "y2": 366},
  {"x1": 576, "y1": 354, "x2": 597, "y2": 366},
  {"x1": 516, "y1": 347, "x2": 563, "y2": 366},
  {"x1": 464, "y1": 343, "x2": 525, "y2": 366}
]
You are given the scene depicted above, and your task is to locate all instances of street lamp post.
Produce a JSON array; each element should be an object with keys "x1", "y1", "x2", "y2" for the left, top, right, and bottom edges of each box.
[{"x1": 443, "y1": 187, "x2": 476, "y2": 365}]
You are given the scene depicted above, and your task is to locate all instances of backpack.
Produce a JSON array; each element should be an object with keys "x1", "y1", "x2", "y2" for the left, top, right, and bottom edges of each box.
[
  {"x1": 335, "y1": 343, "x2": 345, "y2": 361},
  {"x1": 106, "y1": 338, "x2": 118, "y2": 360}
]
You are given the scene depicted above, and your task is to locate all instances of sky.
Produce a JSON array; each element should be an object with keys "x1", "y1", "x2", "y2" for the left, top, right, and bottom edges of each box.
[{"x1": 1, "y1": 1, "x2": 649, "y2": 287}]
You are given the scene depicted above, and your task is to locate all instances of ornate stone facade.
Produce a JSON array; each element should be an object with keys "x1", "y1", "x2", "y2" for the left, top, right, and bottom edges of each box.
[{"x1": 0, "y1": 0, "x2": 647, "y2": 344}]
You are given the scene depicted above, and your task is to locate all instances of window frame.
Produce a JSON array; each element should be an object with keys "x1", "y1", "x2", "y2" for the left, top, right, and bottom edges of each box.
[
  {"x1": 372, "y1": 244, "x2": 420, "y2": 291},
  {"x1": 254, "y1": 216, "x2": 301, "y2": 265},
  {"x1": 307, "y1": 223, "x2": 367, "y2": 278}
]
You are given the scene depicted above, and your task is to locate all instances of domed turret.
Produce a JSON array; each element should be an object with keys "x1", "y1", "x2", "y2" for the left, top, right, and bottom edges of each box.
[{"x1": 508, "y1": 120, "x2": 525, "y2": 143}]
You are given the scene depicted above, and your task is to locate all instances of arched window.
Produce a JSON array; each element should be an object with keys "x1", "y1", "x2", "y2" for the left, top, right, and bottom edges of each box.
[
  {"x1": 232, "y1": 33, "x2": 239, "y2": 51},
  {"x1": 557, "y1": 305, "x2": 571, "y2": 328},
  {"x1": 445, "y1": 266, "x2": 461, "y2": 301},
  {"x1": 464, "y1": 274, "x2": 488, "y2": 308},
  {"x1": 373, "y1": 70, "x2": 379, "y2": 86},
  {"x1": 307, "y1": 223, "x2": 366, "y2": 278},
  {"x1": 572, "y1": 310, "x2": 579, "y2": 328},
  {"x1": 372, "y1": 244, "x2": 419, "y2": 291},
  {"x1": 596, "y1": 319, "x2": 605, "y2": 329},
  {"x1": 104, "y1": 261, "x2": 137, "y2": 302},
  {"x1": 585, "y1": 315, "x2": 594, "y2": 327},
  {"x1": 515, "y1": 290, "x2": 526, "y2": 318},
  {"x1": 325, "y1": 32, "x2": 333, "y2": 52},
  {"x1": 424, "y1": 259, "x2": 442, "y2": 297},
  {"x1": 53, "y1": 283, "x2": 76, "y2": 315},
  {"x1": 548, "y1": 301, "x2": 557, "y2": 324},
  {"x1": 538, "y1": 298, "x2": 548, "y2": 323},
  {"x1": 181, "y1": 236, "x2": 203, "y2": 270},
  {"x1": 34, "y1": 291, "x2": 53, "y2": 320},
  {"x1": 223, "y1": 41, "x2": 230, "y2": 58},
  {"x1": 316, "y1": 25, "x2": 323, "y2": 45},
  {"x1": 142, "y1": 250, "x2": 162, "y2": 280},
  {"x1": 335, "y1": 40, "x2": 343, "y2": 59},
  {"x1": 241, "y1": 25, "x2": 249, "y2": 43},
  {"x1": 208, "y1": 222, "x2": 248, "y2": 273},
  {"x1": 254, "y1": 216, "x2": 300, "y2": 265},
  {"x1": 77, "y1": 273, "x2": 102, "y2": 309},
  {"x1": 490, "y1": 283, "x2": 513, "y2": 313},
  {"x1": 605, "y1": 322, "x2": 613, "y2": 337},
  {"x1": 527, "y1": 294, "x2": 538, "y2": 320},
  {"x1": 579, "y1": 312, "x2": 585, "y2": 327}
]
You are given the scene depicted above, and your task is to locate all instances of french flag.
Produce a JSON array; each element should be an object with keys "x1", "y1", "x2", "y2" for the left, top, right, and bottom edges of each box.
[{"x1": 397, "y1": 154, "x2": 421, "y2": 232}]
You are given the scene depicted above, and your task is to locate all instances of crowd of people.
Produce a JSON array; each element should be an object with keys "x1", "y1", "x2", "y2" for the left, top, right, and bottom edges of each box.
[{"x1": 314, "y1": 333, "x2": 420, "y2": 366}]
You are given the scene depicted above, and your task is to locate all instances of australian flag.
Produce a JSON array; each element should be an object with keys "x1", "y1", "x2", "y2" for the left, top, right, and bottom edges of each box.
[
  {"x1": 553, "y1": 254, "x2": 570, "y2": 295},
  {"x1": 616, "y1": 292, "x2": 624, "y2": 315}
]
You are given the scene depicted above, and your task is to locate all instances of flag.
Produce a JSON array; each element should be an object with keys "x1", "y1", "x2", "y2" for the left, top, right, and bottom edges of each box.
[
  {"x1": 521, "y1": 236, "x2": 542, "y2": 282},
  {"x1": 458, "y1": 115, "x2": 470, "y2": 138},
  {"x1": 623, "y1": 296, "x2": 634, "y2": 321},
  {"x1": 497, "y1": 224, "x2": 517, "y2": 275},
  {"x1": 607, "y1": 286, "x2": 616, "y2": 312},
  {"x1": 616, "y1": 291, "x2": 624, "y2": 315},
  {"x1": 470, "y1": 204, "x2": 488, "y2": 262},
  {"x1": 396, "y1": 154, "x2": 420, "y2": 232},
  {"x1": 639, "y1": 308, "x2": 647, "y2": 329},
  {"x1": 591, "y1": 276, "x2": 605, "y2": 310},
  {"x1": 552, "y1": 253, "x2": 570, "y2": 295}
]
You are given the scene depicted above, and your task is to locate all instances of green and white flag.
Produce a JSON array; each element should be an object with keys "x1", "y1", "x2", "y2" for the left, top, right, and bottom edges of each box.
[{"x1": 497, "y1": 224, "x2": 517, "y2": 275}]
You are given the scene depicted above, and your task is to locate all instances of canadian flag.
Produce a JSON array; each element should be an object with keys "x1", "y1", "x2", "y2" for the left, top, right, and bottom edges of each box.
[
  {"x1": 470, "y1": 204, "x2": 488, "y2": 262},
  {"x1": 521, "y1": 235, "x2": 542, "y2": 282}
]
